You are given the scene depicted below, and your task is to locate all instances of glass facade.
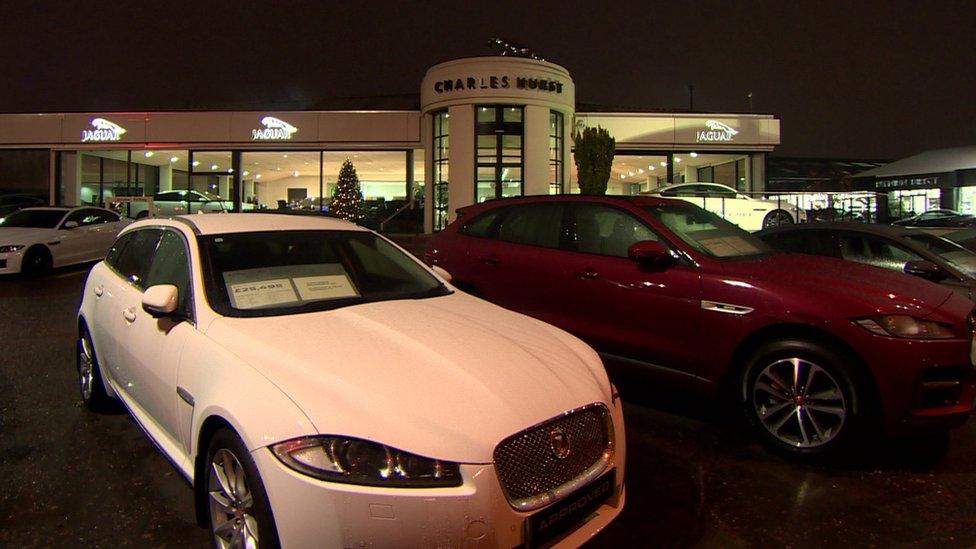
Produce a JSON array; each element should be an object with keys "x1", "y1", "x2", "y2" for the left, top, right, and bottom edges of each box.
[
  {"x1": 0, "y1": 149, "x2": 49, "y2": 213},
  {"x1": 239, "y1": 150, "x2": 413, "y2": 229},
  {"x1": 59, "y1": 150, "x2": 189, "y2": 209},
  {"x1": 475, "y1": 105, "x2": 523, "y2": 203},
  {"x1": 696, "y1": 155, "x2": 748, "y2": 190},
  {"x1": 888, "y1": 189, "x2": 942, "y2": 220},
  {"x1": 432, "y1": 111, "x2": 449, "y2": 231},
  {"x1": 52, "y1": 148, "x2": 414, "y2": 230},
  {"x1": 596, "y1": 152, "x2": 754, "y2": 195},
  {"x1": 606, "y1": 154, "x2": 670, "y2": 194},
  {"x1": 549, "y1": 111, "x2": 564, "y2": 194}
]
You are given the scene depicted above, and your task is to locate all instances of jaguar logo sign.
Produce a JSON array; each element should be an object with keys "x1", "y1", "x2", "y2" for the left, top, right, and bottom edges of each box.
[
  {"x1": 252, "y1": 116, "x2": 298, "y2": 140},
  {"x1": 81, "y1": 118, "x2": 127, "y2": 142},
  {"x1": 697, "y1": 120, "x2": 739, "y2": 142},
  {"x1": 549, "y1": 428, "x2": 571, "y2": 459}
]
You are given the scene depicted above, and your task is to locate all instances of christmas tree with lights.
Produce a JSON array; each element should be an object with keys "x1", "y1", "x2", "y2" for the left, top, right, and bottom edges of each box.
[{"x1": 331, "y1": 159, "x2": 366, "y2": 224}]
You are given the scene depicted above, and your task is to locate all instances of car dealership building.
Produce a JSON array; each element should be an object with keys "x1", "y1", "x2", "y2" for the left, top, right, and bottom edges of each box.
[
  {"x1": 854, "y1": 145, "x2": 976, "y2": 220},
  {"x1": 0, "y1": 56, "x2": 781, "y2": 232}
]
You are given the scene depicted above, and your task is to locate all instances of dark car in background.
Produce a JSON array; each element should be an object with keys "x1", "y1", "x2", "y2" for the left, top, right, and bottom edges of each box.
[
  {"x1": 0, "y1": 193, "x2": 46, "y2": 217},
  {"x1": 757, "y1": 223, "x2": 976, "y2": 301},
  {"x1": 944, "y1": 227, "x2": 976, "y2": 254},
  {"x1": 426, "y1": 195, "x2": 976, "y2": 458},
  {"x1": 892, "y1": 209, "x2": 976, "y2": 229}
]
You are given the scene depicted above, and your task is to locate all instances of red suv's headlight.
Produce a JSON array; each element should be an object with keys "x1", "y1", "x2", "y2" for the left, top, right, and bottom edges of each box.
[{"x1": 854, "y1": 315, "x2": 956, "y2": 339}]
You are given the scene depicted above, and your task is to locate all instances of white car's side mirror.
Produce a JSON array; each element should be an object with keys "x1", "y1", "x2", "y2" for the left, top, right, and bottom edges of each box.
[
  {"x1": 142, "y1": 284, "x2": 180, "y2": 318},
  {"x1": 63, "y1": 221, "x2": 79, "y2": 229},
  {"x1": 431, "y1": 265, "x2": 452, "y2": 283}
]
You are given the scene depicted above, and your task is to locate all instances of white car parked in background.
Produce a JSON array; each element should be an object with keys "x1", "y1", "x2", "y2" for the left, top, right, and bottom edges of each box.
[
  {"x1": 647, "y1": 182, "x2": 804, "y2": 230},
  {"x1": 0, "y1": 206, "x2": 131, "y2": 275},
  {"x1": 77, "y1": 213, "x2": 625, "y2": 548},
  {"x1": 128, "y1": 190, "x2": 255, "y2": 218}
]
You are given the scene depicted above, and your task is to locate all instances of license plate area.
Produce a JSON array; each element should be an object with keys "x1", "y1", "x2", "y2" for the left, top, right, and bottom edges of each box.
[{"x1": 524, "y1": 468, "x2": 616, "y2": 548}]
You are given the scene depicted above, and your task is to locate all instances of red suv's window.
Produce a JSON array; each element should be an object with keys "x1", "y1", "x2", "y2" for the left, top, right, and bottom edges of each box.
[
  {"x1": 496, "y1": 204, "x2": 564, "y2": 249},
  {"x1": 460, "y1": 208, "x2": 504, "y2": 238},
  {"x1": 571, "y1": 203, "x2": 657, "y2": 258}
]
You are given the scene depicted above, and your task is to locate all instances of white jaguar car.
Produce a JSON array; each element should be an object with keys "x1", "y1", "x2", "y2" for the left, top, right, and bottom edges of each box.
[
  {"x1": 0, "y1": 206, "x2": 131, "y2": 275},
  {"x1": 127, "y1": 190, "x2": 255, "y2": 218},
  {"x1": 77, "y1": 213, "x2": 626, "y2": 548},
  {"x1": 648, "y1": 182, "x2": 805, "y2": 231}
]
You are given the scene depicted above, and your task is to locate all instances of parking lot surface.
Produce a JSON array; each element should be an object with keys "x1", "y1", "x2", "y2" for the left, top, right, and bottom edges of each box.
[{"x1": 2, "y1": 265, "x2": 976, "y2": 547}]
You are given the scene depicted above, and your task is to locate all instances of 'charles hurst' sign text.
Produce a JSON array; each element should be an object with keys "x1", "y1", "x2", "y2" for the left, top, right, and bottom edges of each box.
[{"x1": 433, "y1": 76, "x2": 563, "y2": 94}]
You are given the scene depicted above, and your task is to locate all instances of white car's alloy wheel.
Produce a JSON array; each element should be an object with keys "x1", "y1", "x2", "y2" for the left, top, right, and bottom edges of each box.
[
  {"x1": 209, "y1": 448, "x2": 260, "y2": 549},
  {"x1": 78, "y1": 336, "x2": 94, "y2": 402},
  {"x1": 77, "y1": 328, "x2": 111, "y2": 411}
]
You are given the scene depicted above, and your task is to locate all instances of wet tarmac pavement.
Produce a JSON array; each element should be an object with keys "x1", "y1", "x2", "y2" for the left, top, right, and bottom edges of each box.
[{"x1": 2, "y1": 265, "x2": 976, "y2": 547}]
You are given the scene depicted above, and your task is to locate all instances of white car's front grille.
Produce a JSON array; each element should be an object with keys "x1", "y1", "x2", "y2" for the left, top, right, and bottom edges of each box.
[{"x1": 493, "y1": 404, "x2": 613, "y2": 511}]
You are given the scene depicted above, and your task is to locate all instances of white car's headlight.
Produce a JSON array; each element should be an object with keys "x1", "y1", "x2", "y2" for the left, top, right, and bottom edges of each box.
[
  {"x1": 271, "y1": 436, "x2": 462, "y2": 487},
  {"x1": 855, "y1": 315, "x2": 955, "y2": 339},
  {"x1": 0, "y1": 245, "x2": 25, "y2": 253}
]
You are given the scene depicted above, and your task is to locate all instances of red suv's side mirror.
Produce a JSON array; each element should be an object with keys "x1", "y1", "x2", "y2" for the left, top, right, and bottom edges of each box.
[
  {"x1": 904, "y1": 259, "x2": 947, "y2": 282},
  {"x1": 627, "y1": 240, "x2": 675, "y2": 270}
]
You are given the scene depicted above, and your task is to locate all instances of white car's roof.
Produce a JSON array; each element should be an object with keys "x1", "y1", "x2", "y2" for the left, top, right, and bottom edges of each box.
[
  {"x1": 168, "y1": 213, "x2": 367, "y2": 235},
  {"x1": 19, "y1": 206, "x2": 73, "y2": 212},
  {"x1": 663, "y1": 182, "x2": 734, "y2": 190}
]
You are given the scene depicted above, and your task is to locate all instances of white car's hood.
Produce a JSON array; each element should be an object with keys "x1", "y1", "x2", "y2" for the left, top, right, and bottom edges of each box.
[
  {"x1": 0, "y1": 227, "x2": 58, "y2": 244},
  {"x1": 204, "y1": 292, "x2": 612, "y2": 463}
]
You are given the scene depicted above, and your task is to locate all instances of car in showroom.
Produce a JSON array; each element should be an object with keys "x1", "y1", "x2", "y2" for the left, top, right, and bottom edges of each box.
[
  {"x1": 76, "y1": 213, "x2": 625, "y2": 548},
  {"x1": 757, "y1": 223, "x2": 976, "y2": 300},
  {"x1": 127, "y1": 190, "x2": 254, "y2": 218},
  {"x1": 0, "y1": 206, "x2": 131, "y2": 275},
  {"x1": 425, "y1": 195, "x2": 976, "y2": 458},
  {"x1": 644, "y1": 182, "x2": 805, "y2": 230},
  {"x1": 808, "y1": 206, "x2": 867, "y2": 223}
]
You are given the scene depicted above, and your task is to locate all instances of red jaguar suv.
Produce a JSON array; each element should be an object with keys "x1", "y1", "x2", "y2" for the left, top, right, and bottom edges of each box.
[{"x1": 425, "y1": 195, "x2": 976, "y2": 457}]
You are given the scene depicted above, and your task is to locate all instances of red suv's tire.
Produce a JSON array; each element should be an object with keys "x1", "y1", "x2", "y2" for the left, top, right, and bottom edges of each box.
[{"x1": 741, "y1": 339, "x2": 865, "y2": 457}]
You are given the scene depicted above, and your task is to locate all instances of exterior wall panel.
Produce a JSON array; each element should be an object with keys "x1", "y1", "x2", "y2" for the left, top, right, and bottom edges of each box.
[{"x1": 0, "y1": 114, "x2": 62, "y2": 145}]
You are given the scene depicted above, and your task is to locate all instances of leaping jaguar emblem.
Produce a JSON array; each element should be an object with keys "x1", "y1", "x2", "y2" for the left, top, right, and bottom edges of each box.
[
  {"x1": 704, "y1": 120, "x2": 739, "y2": 136},
  {"x1": 252, "y1": 116, "x2": 298, "y2": 140},
  {"x1": 81, "y1": 118, "x2": 127, "y2": 142}
]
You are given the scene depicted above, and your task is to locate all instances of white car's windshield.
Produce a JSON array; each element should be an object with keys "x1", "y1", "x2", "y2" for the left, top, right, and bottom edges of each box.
[
  {"x1": 202, "y1": 230, "x2": 450, "y2": 316},
  {"x1": 644, "y1": 203, "x2": 774, "y2": 258},
  {"x1": 0, "y1": 209, "x2": 65, "y2": 228}
]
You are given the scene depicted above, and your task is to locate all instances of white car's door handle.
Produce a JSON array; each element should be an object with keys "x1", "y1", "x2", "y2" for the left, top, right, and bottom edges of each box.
[
  {"x1": 93, "y1": 285, "x2": 104, "y2": 297},
  {"x1": 122, "y1": 308, "x2": 137, "y2": 323}
]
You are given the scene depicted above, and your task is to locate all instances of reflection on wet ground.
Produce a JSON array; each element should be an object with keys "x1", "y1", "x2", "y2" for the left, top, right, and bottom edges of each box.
[
  {"x1": 1, "y1": 266, "x2": 975, "y2": 547},
  {"x1": 591, "y1": 370, "x2": 976, "y2": 547}
]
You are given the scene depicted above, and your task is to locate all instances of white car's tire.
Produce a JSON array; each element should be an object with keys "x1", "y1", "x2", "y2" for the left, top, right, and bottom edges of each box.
[
  {"x1": 78, "y1": 326, "x2": 113, "y2": 411},
  {"x1": 206, "y1": 428, "x2": 281, "y2": 549},
  {"x1": 21, "y1": 245, "x2": 52, "y2": 276},
  {"x1": 762, "y1": 209, "x2": 795, "y2": 229}
]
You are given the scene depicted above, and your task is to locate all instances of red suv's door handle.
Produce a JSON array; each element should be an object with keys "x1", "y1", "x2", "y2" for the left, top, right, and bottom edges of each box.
[
  {"x1": 575, "y1": 268, "x2": 600, "y2": 280},
  {"x1": 481, "y1": 255, "x2": 500, "y2": 266}
]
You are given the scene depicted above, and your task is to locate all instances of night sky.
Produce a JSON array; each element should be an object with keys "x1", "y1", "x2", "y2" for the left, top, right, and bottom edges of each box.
[{"x1": 1, "y1": 1, "x2": 973, "y2": 159}]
